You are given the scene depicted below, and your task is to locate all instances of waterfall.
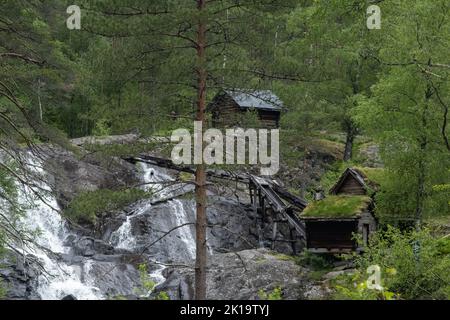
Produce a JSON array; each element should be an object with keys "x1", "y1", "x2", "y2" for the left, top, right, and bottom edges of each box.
[
  {"x1": 110, "y1": 162, "x2": 196, "y2": 283},
  {"x1": 7, "y1": 154, "x2": 197, "y2": 299},
  {"x1": 110, "y1": 162, "x2": 181, "y2": 249},
  {"x1": 16, "y1": 155, "x2": 103, "y2": 300},
  {"x1": 168, "y1": 199, "x2": 196, "y2": 260}
]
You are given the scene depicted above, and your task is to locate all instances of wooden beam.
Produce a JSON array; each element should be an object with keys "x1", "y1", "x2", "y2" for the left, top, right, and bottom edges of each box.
[{"x1": 271, "y1": 222, "x2": 278, "y2": 250}]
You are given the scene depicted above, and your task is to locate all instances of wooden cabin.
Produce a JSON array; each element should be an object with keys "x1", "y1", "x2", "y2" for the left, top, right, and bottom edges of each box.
[
  {"x1": 207, "y1": 89, "x2": 283, "y2": 128},
  {"x1": 300, "y1": 168, "x2": 380, "y2": 253}
]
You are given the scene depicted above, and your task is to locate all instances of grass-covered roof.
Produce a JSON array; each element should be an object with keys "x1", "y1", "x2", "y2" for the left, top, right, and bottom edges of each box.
[
  {"x1": 352, "y1": 167, "x2": 386, "y2": 187},
  {"x1": 301, "y1": 195, "x2": 371, "y2": 219}
]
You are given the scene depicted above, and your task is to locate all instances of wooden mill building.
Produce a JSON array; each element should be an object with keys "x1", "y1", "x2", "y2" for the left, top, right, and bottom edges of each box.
[
  {"x1": 300, "y1": 167, "x2": 380, "y2": 253},
  {"x1": 207, "y1": 89, "x2": 283, "y2": 128}
]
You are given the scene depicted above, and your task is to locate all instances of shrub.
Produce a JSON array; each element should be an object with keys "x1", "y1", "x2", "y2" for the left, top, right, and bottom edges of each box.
[
  {"x1": 258, "y1": 286, "x2": 283, "y2": 300},
  {"x1": 296, "y1": 251, "x2": 334, "y2": 270},
  {"x1": 135, "y1": 263, "x2": 156, "y2": 296},
  {"x1": 334, "y1": 226, "x2": 450, "y2": 300},
  {"x1": 134, "y1": 264, "x2": 170, "y2": 300},
  {"x1": 64, "y1": 188, "x2": 150, "y2": 224}
]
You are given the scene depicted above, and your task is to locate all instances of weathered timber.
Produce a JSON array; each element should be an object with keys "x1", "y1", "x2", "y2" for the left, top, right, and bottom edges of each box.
[
  {"x1": 126, "y1": 155, "x2": 307, "y2": 240},
  {"x1": 127, "y1": 154, "x2": 249, "y2": 182},
  {"x1": 207, "y1": 89, "x2": 282, "y2": 128}
]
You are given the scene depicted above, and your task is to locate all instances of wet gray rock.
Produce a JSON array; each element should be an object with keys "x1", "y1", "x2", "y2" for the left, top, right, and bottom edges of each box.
[
  {"x1": 71, "y1": 237, "x2": 115, "y2": 257},
  {"x1": 153, "y1": 249, "x2": 328, "y2": 300},
  {"x1": 116, "y1": 199, "x2": 198, "y2": 264},
  {"x1": 206, "y1": 199, "x2": 259, "y2": 252},
  {"x1": 107, "y1": 196, "x2": 300, "y2": 266},
  {"x1": 357, "y1": 143, "x2": 383, "y2": 167},
  {"x1": 40, "y1": 145, "x2": 139, "y2": 209},
  {"x1": 0, "y1": 251, "x2": 42, "y2": 300},
  {"x1": 82, "y1": 260, "x2": 142, "y2": 298}
]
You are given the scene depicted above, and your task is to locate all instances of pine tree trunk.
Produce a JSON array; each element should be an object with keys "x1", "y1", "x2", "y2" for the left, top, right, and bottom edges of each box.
[
  {"x1": 415, "y1": 158, "x2": 425, "y2": 231},
  {"x1": 343, "y1": 119, "x2": 357, "y2": 162},
  {"x1": 194, "y1": 0, "x2": 207, "y2": 300},
  {"x1": 343, "y1": 129, "x2": 354, "y2": 162},
  {"x1": 415, "y1": 87, "x2": 432, "y2": 231}
]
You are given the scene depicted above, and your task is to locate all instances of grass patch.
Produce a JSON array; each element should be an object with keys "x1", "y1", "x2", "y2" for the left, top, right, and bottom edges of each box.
[
  {"x1": 436, "y1": 237, "x2": 450, "y2": 255},
  {"x1": 269, "y1": 252, "x2": 296, "y2": 261},
  {"x1": 353, "y1": 167, "x2": 386, "y2": 187},
  {"x1": 301, "y1": 195, "x2": 371, "y2": 219},
  {"x1": 309, "y1": 138, "x2": 345, "y2": 160},
  {"x1": 295, "y1": 251, "x2": 335, "y2": 281},
  {"x1": 64, "y1": 188, "x2": 150, "y2": 224},
  {"x1": 308, "y1": 270, "x2": 330, "y2": 281}
]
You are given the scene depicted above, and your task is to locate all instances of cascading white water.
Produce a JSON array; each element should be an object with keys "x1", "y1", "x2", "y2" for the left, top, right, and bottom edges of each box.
[
  {"x1": 110, "y1": 162, "x2": 173, "y2": 249},
  {"x1": 7, "y1": 154, "x2": 197, "y2": 299},
  {"x1": 168, "y1": 199, "x2": 196, "y2": 260},
  {"x1": 16, "y1": 155, "x2": 103, "y2": 300},
  {"x1": 110, "y1": 163, "x2": 196, "y2": 283}
]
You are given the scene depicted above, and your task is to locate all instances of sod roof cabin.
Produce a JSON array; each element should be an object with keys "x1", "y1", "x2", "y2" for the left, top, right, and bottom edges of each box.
[
  {"x1": 300, "y1": 167, "x2": 381, "y2": 253},
  {"x1": 207, "y1": 89, "x2": 283, "y2": 128}
]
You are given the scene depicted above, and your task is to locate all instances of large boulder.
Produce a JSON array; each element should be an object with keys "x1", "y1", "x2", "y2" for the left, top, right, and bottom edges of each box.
[
  {"x1": 80, "y1": 257, "x2": 142, "y2": 298},
  {"x1": 70, "y1": 236, "x2": 115, "y2": 257},
  {"x1": 357, "y1": 143, "x2": 383, "y2": 167},
  {"x1": 0, "y1": 251, "x2": 42, "y2": 300},
  {"x1": 153, "y1": 249, "x2": 328, "y2": 300}
]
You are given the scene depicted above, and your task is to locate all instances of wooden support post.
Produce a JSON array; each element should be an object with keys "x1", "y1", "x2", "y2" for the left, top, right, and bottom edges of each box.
[
  {"x1": 290, "y1": 227, "x2": 297, "y2": 255},
  {"x1": 271, "y1": 221, "x2": 278, "y2": 250},
  {"x1": 261, "y1": 196, "x2": 265, "y2": 219}
]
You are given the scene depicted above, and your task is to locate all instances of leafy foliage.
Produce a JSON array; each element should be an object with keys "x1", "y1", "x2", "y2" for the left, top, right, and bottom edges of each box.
[
  {"x1": 339, "y1": 227, "x2": 450, "y2": 299},
  {"x1": 134, "y1": 263, "x2": 170, "y2": 300},
  {"x1": 258, "y1": 286, "x2": 283, "y2": 300},
  {"x1": 332, "y1": 270, "x2": 398, "y2": 300},
  {"x1": 64, "y1": 188, "x2": 150, "y2": 224}
]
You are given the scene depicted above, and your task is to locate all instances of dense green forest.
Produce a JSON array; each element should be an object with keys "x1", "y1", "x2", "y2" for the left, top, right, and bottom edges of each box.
[{"x1": 0, "y1": 0, "x2": 449, "y2": 301}]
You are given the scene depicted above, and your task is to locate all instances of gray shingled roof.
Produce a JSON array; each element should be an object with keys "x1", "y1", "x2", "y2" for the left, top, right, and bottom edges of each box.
[{"x1": 225, "y1": 89, "x2": 283, "y2": 111}]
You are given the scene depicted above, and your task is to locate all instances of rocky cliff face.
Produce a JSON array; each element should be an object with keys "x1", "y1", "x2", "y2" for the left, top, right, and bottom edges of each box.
[{"x1": 41, "y1": 145, "x2": 140, "y2": 210}]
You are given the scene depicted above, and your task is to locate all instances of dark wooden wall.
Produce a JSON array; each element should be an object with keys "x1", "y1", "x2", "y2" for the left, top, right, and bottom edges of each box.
[
  {"x1": 335, "y1": 175, "x2": 366, "y2": 195},
  {"x1": 210, "y1": 94, "x2": 280, "y2": 128},
  {"x1": 306, "y1": 220, "x2": 357, "y2": 249},
  {"x1": 257, "y1": 110, "x2": 280, "y2": 128}
]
